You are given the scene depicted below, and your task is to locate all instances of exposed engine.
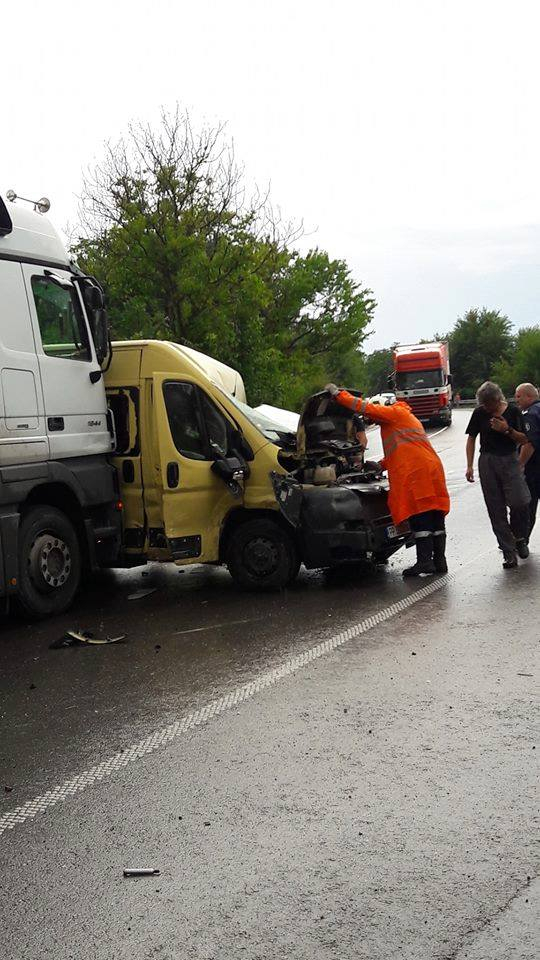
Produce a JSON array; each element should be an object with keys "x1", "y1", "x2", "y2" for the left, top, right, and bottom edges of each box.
[
  {"x1": 270, "y1": 390, "x2": 408, "y2": 568},
  {"x1": 276, "y1": 390, "x2": 382, "y2": 486}
]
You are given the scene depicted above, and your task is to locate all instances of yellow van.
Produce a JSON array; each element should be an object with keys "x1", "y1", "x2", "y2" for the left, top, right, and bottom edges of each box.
[{"x1": 105, "y1": 340, "x2": 408, "y2": 587}]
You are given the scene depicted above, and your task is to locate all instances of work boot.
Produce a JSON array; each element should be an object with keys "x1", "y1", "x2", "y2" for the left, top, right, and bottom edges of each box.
[
  {"x1": 502, "y1": 550, "x2": 518, "y2": 569},
  {"x1": 432, "y1": 533, "x2": 448, "y2": 573},
  {"x1": 515, "y1": 539, "x2": 529, "y2": 559},
  {"x1": 402, "y1": 536, "x2": 435, "y2": 577}
]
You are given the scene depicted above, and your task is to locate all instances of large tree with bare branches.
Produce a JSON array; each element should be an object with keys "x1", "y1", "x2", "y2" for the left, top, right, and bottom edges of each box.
[{"x1": 74, "y1": 108, "x2": 374, "y2": 406}]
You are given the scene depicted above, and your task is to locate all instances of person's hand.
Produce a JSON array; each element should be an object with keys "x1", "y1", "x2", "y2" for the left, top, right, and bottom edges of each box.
[
  {"x1": 490, "y1": 416, "x2": 508, "y2": 434},
  {"x1": 466, "y1": 467, "x2": 474, "y2": 482},
  {"x1": 325, "y1": 383, "x2": 339, "y2": 396}
]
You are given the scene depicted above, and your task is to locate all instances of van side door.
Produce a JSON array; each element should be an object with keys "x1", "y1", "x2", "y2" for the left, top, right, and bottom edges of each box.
[{"x1": 150, "y1": 373, "x2": 244, "y2": 563}]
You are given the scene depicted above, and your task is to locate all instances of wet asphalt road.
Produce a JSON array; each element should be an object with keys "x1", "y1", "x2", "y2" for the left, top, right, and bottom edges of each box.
[{"x1": 0, "y1": 410, "x2": 538, "y2": 959}]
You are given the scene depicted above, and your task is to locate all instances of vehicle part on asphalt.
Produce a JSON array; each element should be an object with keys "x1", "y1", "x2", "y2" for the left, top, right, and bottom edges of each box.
[
  {"x1": 123, "y1": 868, "x2": 160, "y2": 877},
  {"x1": 127, "y1": 588, "x2": 157, "y2": 600},
  {"x1": 49, "y1": 631, "x2": 127, "y2": 649}
]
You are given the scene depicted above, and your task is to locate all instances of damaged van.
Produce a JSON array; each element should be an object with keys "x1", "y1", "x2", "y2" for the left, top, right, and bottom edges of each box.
[{"x1": 106, "y1": 342, "x2": 409, "y2": 589}]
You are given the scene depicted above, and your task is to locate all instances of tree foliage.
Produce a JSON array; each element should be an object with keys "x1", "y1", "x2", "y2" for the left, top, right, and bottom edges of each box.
[
  {"x1": 361, "y1": 348, "x2": 395, "y2": 395},
  {"x1": 446, "y1": 308, "x2": 514, "y2": 394},
  {"x1": 73, "y1": 108, "x2": 374, "y2": 408},
  {"x1": 493, "y1": 327, "x2": 540, "y2": 395}
]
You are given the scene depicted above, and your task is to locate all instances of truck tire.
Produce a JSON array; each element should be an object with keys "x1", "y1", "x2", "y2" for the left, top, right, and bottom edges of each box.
[
  {"x1": 16, "y1": 507, "x2": 82, "y2": 620},
  {"x1": 227, "y1": 518, "x2": 300, "y2": 589}
]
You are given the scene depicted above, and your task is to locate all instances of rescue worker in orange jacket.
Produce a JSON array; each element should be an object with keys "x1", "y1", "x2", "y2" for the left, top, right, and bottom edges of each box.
[{"x1": 325, "y1": 384, "x2": 450, "y2": 576}]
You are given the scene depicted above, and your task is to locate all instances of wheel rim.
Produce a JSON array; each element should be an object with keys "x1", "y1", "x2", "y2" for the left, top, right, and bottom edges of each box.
[
  {"x1": 243, "y1": 536, "x2": 280, "y2": 578},
  {"x1": 27, "y1": 533, "x2": 71, "y2": 594}
]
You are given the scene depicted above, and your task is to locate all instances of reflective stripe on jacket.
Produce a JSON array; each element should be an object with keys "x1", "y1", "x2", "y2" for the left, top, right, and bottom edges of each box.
[{"x1": 335, "y1": 391, "x2": 450, "y2": 525}]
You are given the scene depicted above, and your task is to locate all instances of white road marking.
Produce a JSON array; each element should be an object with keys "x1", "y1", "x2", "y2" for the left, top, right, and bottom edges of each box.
[
  {"x1": 428, "y1": 425, "x2": 449, "y2": 439},
  {"x1": 0, "y1": 571, "x2": 461, "y2": 840}
]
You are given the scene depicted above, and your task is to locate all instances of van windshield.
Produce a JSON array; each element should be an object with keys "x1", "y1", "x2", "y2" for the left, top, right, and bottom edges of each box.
[{"x1": 214, "y1": 388, "x2": 292, "y2": 443}]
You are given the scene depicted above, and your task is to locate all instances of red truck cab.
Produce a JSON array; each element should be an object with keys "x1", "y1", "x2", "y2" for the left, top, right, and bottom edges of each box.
[{"x1": 393, "y1": 342, "x2": 452, "y2": 426}]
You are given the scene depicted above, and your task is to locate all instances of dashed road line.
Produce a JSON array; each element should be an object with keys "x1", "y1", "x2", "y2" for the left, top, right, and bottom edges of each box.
[{"x1": 0, "y1": 570, "x2": 459, "y2": 840}]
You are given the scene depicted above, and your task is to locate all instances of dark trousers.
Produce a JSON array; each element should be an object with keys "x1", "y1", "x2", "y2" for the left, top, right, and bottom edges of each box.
[
  {"x1": 478, "y1": 452, "x2": 530, "y2": 554},
  {"x1": 409, "y1": 510, "x2": 446, "y2": 536},
  {"x1": 526, "y1": 474, "x2": 540, "y2": 538}
]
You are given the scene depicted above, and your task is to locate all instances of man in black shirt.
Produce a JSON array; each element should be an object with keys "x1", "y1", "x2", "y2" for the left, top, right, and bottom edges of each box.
[
  {"x1": 465, "y1": 381, "x2": 530, "y2": 567},
  {"x1": 514, "y1": 383, "x2": 540, "y2": 537}
]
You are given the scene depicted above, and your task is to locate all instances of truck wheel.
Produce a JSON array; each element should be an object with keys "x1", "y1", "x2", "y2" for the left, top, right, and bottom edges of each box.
[
  {"x1": 16, "y1": 507, "x2": 82, "y2": 620},
  {"x1": 227, "y1": 518, "x2": 300, "y2": 589}
]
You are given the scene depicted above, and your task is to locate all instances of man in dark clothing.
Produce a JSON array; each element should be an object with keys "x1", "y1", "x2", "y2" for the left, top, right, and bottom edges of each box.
[
  {"x1": 514, "y1": 383, "x2": 540, "y2": 538},
  {"x1": 466, "y1": 381, "x2": 530, "y2": 567}
]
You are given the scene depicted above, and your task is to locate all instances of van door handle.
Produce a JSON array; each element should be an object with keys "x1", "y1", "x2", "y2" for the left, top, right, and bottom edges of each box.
[{"x1": 166, "y1": 462, "x2": 180, "y2": 488}]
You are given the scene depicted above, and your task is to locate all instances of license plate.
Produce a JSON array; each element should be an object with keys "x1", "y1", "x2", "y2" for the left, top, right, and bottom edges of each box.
[{"x1": 386, "y1": 522, "x2": 410, "y2": 539}]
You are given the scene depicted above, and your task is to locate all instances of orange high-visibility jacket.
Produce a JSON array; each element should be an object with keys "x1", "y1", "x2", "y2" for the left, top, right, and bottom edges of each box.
[{"x1": 335, "y1": 391, "x2": 450, "y2": 525}]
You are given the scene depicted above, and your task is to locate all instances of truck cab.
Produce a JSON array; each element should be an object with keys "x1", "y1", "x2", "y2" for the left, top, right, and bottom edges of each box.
[
  {"x1": 0, "y1": 194, "x2": 119, "y2": 618},
  {"x1": 393, "y1": 342, "x2": 452, "y2": 425}
]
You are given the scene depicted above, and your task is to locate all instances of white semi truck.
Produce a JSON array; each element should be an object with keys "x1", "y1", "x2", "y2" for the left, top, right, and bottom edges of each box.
[{"x1": 0, "y1": 193, "x2": 121, "y2": 617}]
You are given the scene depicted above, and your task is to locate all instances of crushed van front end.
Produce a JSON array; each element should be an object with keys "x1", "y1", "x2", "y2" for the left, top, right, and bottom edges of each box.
[{"x1": 272, "y1": 473, "x2": 409, "y2": 568}]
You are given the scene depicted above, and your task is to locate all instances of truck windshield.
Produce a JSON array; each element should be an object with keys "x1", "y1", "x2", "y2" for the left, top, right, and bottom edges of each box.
[
  {"x1": 396, "y1": 369, "x2": 445, "y2": 390},
  {"x1": 214, "y1": 388, "x2": 290, "y2": 443}
]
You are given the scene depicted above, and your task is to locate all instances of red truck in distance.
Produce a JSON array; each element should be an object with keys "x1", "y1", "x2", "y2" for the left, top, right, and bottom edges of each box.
[{"x1": 392, "y1": 342, "x2": 452, "y2": 426}]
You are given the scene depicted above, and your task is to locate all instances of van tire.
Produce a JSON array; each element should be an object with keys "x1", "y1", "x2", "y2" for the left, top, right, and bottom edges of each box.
[
  {"x1": 16, "y1": 507, "x2": 82, "y2": 620},
  {"x1": 227, "y1": 518, "x2": 300, "y2": 589}
]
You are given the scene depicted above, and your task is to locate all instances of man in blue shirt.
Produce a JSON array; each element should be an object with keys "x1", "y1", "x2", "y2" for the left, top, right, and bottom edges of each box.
[{"x1": 515, "y1": 383, "x2": 540, "y2": 539}]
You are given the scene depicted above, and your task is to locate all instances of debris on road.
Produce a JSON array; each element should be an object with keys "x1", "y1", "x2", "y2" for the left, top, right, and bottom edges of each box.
[
  {"x1": 123, "y1": 868, "x2": 160, "y2": 878},
  {"x1": 517, "y1": 672, "x2": 533, "y2": 677},
  {"x1": 4, "y1": 785, "x2": 13, "y2": 793},
  {"x1": 50, "y1": 631, "x2": 127, "y2": 649},
  {"x1": 173, "y1": 617, "x2": 262, "y2": 636},
  {"x1": 127, "y1": 588, "x2": 157, "y2": 601}
]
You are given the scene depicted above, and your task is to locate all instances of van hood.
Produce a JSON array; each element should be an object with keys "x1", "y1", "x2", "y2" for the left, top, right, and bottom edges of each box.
[{"x1": 296, "y1": 390, "x2": 363, "y2": 456}]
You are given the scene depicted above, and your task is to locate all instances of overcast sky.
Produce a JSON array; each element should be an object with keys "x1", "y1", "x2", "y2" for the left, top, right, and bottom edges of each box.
[{"x1": 4, "y1": 0, "x2": 540, "y2": 349}]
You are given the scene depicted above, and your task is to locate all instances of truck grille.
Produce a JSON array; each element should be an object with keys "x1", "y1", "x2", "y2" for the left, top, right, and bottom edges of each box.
[{"x1": 408, "y1": 396, "x2": 440, "y2": 418}]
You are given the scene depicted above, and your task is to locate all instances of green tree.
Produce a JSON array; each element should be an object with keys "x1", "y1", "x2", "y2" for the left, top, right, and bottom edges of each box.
[
  {"x1": 446, "y1": 308, "x2": 514, "y2": 395},
  {"x1": 493, "y1": 326, "x2": 540, "y2": 395},
  {"x1": 74, "y1": 108, "x2": 374, "y2": 409},
  {"x1": 361, "y1": 347, "x2": 395, "y2": 395}
]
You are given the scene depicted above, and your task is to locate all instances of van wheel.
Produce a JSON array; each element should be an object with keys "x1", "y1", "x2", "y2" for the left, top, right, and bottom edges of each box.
[
  {"x1": 227, "y1": 519, "x2": 300, "y2": 589},
  {"x1": 16, "y1": 507, "x2": 82, "y2": 620}
]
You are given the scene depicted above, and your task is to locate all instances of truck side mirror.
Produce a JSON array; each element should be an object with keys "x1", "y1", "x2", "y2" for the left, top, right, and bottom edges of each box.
[
  {"x1": 447, "y1": 373, "x2": 453, "y2": 385},
  {"x1": 83, "y1": 285, "x2": 104, "y2": 311},
  {"x1": 92, "y1": 308, "x2": 110, "y2": 367}
]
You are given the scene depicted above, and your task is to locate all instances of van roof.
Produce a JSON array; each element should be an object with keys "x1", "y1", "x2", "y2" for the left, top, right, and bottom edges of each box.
[
  {"x1": 0, "y1": 195, "x2": 71, "y2": 268},
  {"x1": 112, "y1": 339, "x2": 246, "y2": 400}
]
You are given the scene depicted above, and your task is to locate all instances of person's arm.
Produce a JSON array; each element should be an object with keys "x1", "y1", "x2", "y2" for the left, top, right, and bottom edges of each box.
[
  {"x1": 490, "y1": 416, "x2": 528, "y2": 445},
  {"x1": 357, "y1": 429, "x2": 368, "y2": 449},
  {"x1": 519, "y1": 442, "x2": 534, "y2": 467},
  {"x1": 466, "y1": 435, "x2": 476, "y2": 482},
  {"x1": 326, "y1": 387, "x2": 399, "y2": 425}
]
